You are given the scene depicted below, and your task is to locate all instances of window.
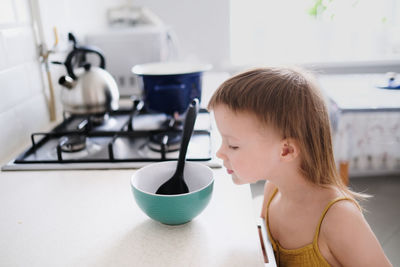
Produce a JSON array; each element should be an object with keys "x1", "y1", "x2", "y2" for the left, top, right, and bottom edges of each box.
[{"x1": 230, "y1": 0, "x2": 400, "y2": 66}]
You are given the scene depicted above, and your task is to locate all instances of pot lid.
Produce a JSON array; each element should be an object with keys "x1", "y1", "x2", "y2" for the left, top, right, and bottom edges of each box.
[{"x1": 132, "y1": 61, "x2": 212, "y2": 75}]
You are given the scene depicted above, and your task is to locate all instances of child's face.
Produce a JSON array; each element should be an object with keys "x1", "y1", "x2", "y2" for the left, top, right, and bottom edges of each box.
[{"x1": 213, "y1": 104, "x2": 283, "y2": 184}]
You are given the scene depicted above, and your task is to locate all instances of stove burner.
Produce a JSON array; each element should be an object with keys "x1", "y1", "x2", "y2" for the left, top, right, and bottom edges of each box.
[
  {"x1": 90, "y1": 113, "x2": 109, "y2": 126},
  {"x1": 160, "y1": 113, "x2": 184, "y2": 131},
  {"x1": 148, "y1": 131, "x2": 182, "y2": 152},
  {"x1": 59, "y1": 135, "x2": 87, "y2": 152},
  {"x1": 164, "y1": 118, "x2": 183, "y2": 130}
]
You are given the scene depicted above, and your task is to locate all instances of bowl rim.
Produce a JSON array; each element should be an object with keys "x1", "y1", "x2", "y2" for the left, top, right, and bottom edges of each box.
[{"x1": 131, "y1": 161, "x2": 214, "y2": 197}]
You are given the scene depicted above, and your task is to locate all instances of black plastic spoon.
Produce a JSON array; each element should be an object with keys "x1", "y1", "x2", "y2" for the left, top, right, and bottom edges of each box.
[{"x1": 155, "y1": 99, "x2": 199, "y2": 195}]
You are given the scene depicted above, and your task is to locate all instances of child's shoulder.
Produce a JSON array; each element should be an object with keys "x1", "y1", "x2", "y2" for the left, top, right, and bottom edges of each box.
[
  {"x1": 325, "y1": 197, "x2": 361, "y2": 219},
  {"x1": 319, "y1": 196, "x2": 392, "y2": 266},
  {"x1": 322, "y1": 188, "x2": 362, "y2": 222},
  {"x1": 320, "y1": 195, "x2": 365, "y2": 240}
]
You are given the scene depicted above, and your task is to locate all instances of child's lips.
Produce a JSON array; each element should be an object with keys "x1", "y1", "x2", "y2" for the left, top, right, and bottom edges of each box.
[{"x1": 223, "y1": 163, "x2": 233, "y2": 174}]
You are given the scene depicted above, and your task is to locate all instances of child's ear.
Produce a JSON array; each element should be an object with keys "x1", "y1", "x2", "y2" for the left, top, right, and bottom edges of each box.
[{"x1": 280, "y1": 139, "x2": 299, "y2": 161}]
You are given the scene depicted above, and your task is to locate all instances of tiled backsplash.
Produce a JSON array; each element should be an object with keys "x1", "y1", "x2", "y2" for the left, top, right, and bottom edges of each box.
[{"x1": 0, "y1": 0, "x2": 50, "y2": 162}]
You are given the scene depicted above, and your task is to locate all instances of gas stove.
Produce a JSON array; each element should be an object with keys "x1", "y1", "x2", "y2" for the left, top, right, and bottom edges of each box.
[{"x1": 2, "y1": 101, "x2": 221, "y2": 170}]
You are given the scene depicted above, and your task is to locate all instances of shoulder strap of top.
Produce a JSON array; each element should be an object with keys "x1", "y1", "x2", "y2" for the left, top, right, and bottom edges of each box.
[
  {"x1": 313, "y1": 197, "x2": 360, "y2": 243},
  {"x1": 265, "y1": 187, "x2": 279, "y2": 250},
  {"x1": 267, "y1": 187, "x2": 279, "y2": 210}
]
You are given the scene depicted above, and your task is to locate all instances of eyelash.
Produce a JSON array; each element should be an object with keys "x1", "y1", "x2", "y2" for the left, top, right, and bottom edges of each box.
[{"x1": 228, "y1": 145, "x2": 239, "y2": 150}]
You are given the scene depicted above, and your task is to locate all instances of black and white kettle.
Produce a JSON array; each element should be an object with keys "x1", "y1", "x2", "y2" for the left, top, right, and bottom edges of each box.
[{"x1": 58, "y1": 43, "x2": 119, "y2": 115}]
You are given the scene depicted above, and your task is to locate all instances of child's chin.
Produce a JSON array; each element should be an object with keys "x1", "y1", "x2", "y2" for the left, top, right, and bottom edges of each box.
[{"x1": 231, "y1": 175, "x2": 246, "y2": 185}]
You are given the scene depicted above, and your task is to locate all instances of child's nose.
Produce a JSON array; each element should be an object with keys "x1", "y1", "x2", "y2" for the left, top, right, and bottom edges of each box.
[{"x1": 216, "y1": 146, "x2": 226, "y2": 160}]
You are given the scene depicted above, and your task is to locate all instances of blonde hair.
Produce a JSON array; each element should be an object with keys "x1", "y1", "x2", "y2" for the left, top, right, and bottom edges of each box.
[{"x1": 208, "y1": 67, "x2": 366, "y2": 200}]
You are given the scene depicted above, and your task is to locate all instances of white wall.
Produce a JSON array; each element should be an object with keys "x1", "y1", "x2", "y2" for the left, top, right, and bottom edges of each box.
[
  {"x1": 0, "y1": 0, "x2": 50, "y2": 162},
  {"x1": 131, "y1": 0, "x2": 231, "y2": 69},
  {"x1": 38, "y1": 0, "x2": 230, "y2": 69}
]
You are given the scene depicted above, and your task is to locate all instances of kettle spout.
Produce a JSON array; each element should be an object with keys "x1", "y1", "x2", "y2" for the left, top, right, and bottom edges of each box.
[{"x1": 58, "y1": 76, "x2": 75, "y2": 89}]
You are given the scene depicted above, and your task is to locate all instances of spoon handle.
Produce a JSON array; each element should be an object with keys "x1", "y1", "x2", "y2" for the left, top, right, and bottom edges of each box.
[{"x1": 176, "y1": 99, "x2": 199, "y2": 175}]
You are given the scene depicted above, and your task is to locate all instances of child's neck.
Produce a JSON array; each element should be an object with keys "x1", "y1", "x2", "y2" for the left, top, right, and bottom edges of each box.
[{"x1": 276, "y1": 171, "x2": 331, "y2": 205}]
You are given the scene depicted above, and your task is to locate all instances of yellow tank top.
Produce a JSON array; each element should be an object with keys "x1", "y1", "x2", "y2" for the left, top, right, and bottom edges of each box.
[{"x1": 265, "y1": 188, "x2": 357, "y2": 267}]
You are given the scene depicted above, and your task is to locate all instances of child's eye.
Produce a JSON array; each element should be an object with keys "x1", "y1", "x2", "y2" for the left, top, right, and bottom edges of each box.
[{"x1": 228, "y1": 145, "x2": 239, "y2": 150}]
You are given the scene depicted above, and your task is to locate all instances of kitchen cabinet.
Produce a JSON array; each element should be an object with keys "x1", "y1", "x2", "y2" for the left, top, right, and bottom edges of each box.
[{"x1": 0, "y1": 168, "x2": 270, "y2": 266}]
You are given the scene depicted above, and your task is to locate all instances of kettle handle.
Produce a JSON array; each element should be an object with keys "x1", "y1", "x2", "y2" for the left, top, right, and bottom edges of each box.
[{"x1": 65, "y1": 46, "x2": 106, "y2": 80}]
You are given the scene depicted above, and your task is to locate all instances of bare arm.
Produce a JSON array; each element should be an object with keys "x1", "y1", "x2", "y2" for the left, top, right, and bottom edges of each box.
[{"x1": 322, "y1": 201, "x2": 392, "y2": 267}]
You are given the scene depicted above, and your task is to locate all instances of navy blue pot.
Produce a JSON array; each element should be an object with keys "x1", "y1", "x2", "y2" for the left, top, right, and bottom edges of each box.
[
  {"x1": 132, "y1": 62, "x2": 211, "y2": 115},
  {"x1": 140, "y1": 72, "x2": 203, "y2": 115}
]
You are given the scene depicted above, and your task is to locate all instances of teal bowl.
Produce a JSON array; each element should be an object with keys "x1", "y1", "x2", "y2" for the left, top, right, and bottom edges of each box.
[{"x1": 131, "y1": 161, "x2": 214, "y2": 225}]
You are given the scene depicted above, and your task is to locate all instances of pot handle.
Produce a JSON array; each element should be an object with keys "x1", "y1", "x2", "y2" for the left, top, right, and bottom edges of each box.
[
  {"x1": 154, "y1": 84, "x2": 186, "y2": 91},
  {"x1": 65, "y1": 46, "x2": 106, "y2": 80}
]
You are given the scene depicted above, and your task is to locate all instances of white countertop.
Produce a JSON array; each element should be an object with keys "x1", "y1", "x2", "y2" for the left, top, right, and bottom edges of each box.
[
  {"x1": 0, "y1": 71, "x2": 275, "y2": 266},
  {"x1": 0, "y1": 168, "x2": 266, "y2": 267}
]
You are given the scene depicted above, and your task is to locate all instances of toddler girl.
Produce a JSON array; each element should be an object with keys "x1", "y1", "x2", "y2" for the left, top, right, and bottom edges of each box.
[{"x1": 208, "y1": 67, "x2": 392, "y2": 266}]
